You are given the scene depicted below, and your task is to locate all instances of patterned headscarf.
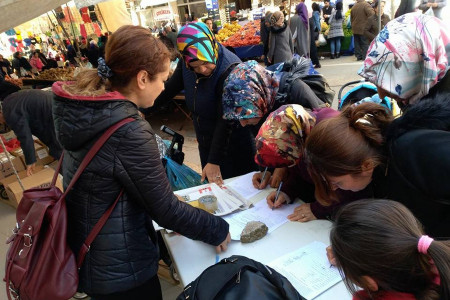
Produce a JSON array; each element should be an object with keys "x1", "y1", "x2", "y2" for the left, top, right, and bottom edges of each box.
[
  {"x1": 270, "y1": 11, "x2": 285, "y2": 27},
  {"x1": 223, "y1": 60, "x2": 282, "y2": 120},
  {"x1": 359, "y1": 13, "x2": 450, "y2": 104},
  {"x1": 255, "y1": 105, "x2": 316, "y2": 168},
  {"x1": 177, "y1": 22, "x2": 219, "y2": 65},
  {"x1": 296, "y1": 3, "x2": 309, "y2": 28}
]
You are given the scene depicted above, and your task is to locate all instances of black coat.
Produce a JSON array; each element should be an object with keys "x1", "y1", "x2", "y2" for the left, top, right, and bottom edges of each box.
[
  {"x1": 52, "y1": 82, "x2": 229, "y2": 295},
  {"x1": 374, "y1": 96, "x2": 450, "y2": 237},
  {"x1": 2, "y1": 90, "x2": 62, "y2": 165}
]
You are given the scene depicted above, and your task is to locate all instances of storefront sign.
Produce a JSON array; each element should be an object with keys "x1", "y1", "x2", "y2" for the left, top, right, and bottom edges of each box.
[{"x1": 154, "y1": 6, "x2": 172, "y2": 21}]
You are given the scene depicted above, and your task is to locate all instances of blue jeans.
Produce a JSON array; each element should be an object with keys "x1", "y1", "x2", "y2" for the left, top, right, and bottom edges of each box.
[{"x1": 329, "y1": 37, "x2": 342, "y2": 55}]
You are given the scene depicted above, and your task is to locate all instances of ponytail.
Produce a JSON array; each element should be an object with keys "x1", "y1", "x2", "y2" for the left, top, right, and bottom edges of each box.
[
  {"x1": 62, "y1": 25, "x2": 170, "y2": 97},
  {"x1": 331, "y1": 200, "x2": 449, "y2": 300},
  {"x1": 342, "y1": 102, "x2": 393, "y2": 148},
  {"x1": 63, "y1": 68, "x2": 107, "y2": 96},
  {"x1": 427, "y1": 240, "x2": 450, "y2": 299}
]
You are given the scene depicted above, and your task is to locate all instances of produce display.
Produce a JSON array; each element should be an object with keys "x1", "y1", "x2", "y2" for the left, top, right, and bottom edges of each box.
[
  {"x1": 4, "y1": 76, "x2": 22, "y2": 87},
  {"x1": 216, "y1": 22, "x2": 242, "y2": 43},
  {"x1": 222, "y1": 20, "x2": 261, "y2": 48},
  {"x1": 35, "y1": 67, "x2": 75, "y2": 81},
  {"x1": 344, "y1": 10, "x2": 353, "y2": 37},
  {"x1": 321, "y1": 21, "x2": 329, "y2": 34}
]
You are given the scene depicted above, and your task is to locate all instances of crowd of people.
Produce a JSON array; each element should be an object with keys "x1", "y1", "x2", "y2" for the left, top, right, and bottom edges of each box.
[{"x1": 1, "y1": 2, "x2": 450, "y2": 300}]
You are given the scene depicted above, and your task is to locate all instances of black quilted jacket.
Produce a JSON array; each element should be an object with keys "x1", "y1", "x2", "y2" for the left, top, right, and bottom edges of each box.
[{"x1": 52, "y1": 82, "x2": 229, "y2": 295}]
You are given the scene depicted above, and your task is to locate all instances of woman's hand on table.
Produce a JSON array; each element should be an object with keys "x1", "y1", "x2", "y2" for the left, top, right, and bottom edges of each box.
[
  {"x1": 288, "y1": 203, "x2": 317, "y2": 222},
  {"x1": 201, "y1": 163, "x2": 223, "y2": 185},
  {"x1": 326, "y1": 246, "x2": 336, "y2": 266},
  {"x1": 216, "y1": 232, "x2": 231, "y2": 253},
  {"x1": 252, "y1": 171, "x2": 272, "y2": 189},
  {"x1": 267, "y1": 191, "x2": 290, "y2": 209}
]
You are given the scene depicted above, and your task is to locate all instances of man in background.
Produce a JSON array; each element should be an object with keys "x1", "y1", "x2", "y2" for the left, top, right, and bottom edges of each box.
[
  {"x1": 322, "y1": 0, "x2": 334, "y2": 24},
  {"x1": 364, "y1": 0, "x2": 390, "y2": 42},
  {"x1": 351, "y1": 0, "x2": 374, "y2": 61},
  {"x1": 0, "y1": 89, "x2": 62, "y2": 176}
]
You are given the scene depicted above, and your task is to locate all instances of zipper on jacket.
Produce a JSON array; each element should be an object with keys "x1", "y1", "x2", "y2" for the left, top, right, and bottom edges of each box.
[{"x1": 236, "y1": 270, "x2": 241, "y2": 283}]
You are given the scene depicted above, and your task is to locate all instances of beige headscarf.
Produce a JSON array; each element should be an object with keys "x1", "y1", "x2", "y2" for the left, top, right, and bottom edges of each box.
[{"x1": 270, "y1": 11, "x2": 285, "y2": 27}]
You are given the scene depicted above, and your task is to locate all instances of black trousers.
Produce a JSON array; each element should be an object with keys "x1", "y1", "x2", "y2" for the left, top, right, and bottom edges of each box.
[
  {"x1": 90, "y1": 275, "x2": 162, "y2": 300},
  {"x1": 353, "y1": 34, "x2": 369, "y2": 60}
]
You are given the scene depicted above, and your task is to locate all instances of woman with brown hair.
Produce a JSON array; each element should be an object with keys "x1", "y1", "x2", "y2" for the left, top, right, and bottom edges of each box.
[
  {"x1": 304, "y1": 98, "x2": 450, "y2": 237},
  {"x1": 330, "y1": 199, "x2": 450, "y2": 300},
  {"x1": 52, "y1": 25, "x2": 230, "y2": 299}
]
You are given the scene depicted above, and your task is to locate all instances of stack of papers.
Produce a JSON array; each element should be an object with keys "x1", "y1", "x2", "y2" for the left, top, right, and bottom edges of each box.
[
  {"x1": 224, "y1": 171, "x2": 264, "y2": 200},
  {"x1": 222, "y1": 200, "x2": 295, "y2": 240},
  {"x1": 269, "y1": 241, "x2": 343, "y2": 300},
  {"x1": 176, "y1": 183, "x2": 250, "y2": 216}
]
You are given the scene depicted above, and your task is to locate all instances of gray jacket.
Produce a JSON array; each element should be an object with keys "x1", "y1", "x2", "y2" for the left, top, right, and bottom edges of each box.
[{"x1": 268, "y1": 22, "x2": 294, "y2": 64}]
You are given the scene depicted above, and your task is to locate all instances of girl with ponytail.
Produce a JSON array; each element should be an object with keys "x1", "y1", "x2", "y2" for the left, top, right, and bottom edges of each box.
[{"x1": 330, "y1": 199, "x2": 450, "y2": 300}]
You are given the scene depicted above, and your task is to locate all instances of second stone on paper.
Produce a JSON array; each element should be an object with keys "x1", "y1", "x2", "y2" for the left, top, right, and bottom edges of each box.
[{"x1": 240, "y1": 221, "x2": 268, "y2": 243}]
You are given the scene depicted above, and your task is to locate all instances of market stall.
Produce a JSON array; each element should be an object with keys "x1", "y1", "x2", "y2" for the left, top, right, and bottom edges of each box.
[{"x1": 218, "y1": 20, "x2": 262, "y2": 60}]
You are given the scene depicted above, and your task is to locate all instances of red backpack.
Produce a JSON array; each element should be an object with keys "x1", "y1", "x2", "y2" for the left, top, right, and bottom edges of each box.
[{"x1": 4, "y1": 118, "x2": 134, "y2": 300}]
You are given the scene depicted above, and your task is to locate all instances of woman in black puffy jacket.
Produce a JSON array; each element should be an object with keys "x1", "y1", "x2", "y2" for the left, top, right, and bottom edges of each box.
[{"x1": 52, "y1": 25, "x2": 230, "y2": 300}]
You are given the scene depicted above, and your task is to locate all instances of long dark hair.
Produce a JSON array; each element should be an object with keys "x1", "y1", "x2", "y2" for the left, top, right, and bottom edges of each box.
[
  {"x1": 312, "y1": 2, "x2": 321, "y2": 12},
  {"x1": 331, "y1": 199, "x2": 450, "y2": 299},
  {"x1": 335, "y1": 2, "x2": 343, "y2": 20},
  {"x1": 305, "y1": 103, "x2": 393, "y2": 205}
]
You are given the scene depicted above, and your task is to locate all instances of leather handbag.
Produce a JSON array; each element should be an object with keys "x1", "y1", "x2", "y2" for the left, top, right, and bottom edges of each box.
[{"x1": 4, "y1": 118, "x2": 134, "y2": 300}]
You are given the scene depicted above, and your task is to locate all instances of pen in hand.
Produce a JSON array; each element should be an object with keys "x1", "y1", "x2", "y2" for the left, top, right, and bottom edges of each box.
[
  {"x1": 260, "y1": 167, "x2": 268, "y2": 187},
  {"x1": 272, "y1": 181, "x2": 283, "y2": 211}
]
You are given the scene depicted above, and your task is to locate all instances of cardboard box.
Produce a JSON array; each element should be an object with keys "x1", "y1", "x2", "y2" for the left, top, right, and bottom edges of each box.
[
  {"x1": 0, "y1": 152, "x2": 25, "y2": 179},
  {"x1": 11, "y1": 143, "x2": 55, "y2": 167},
  {"x1": 0, "y1": 166, "x2": 63, "y2": 208}
]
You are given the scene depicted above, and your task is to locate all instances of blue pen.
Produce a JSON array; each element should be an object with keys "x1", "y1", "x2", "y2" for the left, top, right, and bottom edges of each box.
[
  {"x1": 215, "y1": 254, "x2": 220, "y2": 264},
  {"x1": 272, "y1": 181, "x2": 283, "y2": 211}
]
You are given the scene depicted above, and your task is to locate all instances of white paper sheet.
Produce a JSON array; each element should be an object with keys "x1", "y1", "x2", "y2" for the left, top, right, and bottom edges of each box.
[
  {"x1": 175, "y1": 183, "x2": 247, "y2": 216},
  {"x1": 222, "y1": 199, "x2": 295, "y2": 240},
  {"x1": 224, "y1": 171, "x2": 264, "y2": 200},
  {"x1": 269, "y1": 241, "x2": 342, "y2": 300}
]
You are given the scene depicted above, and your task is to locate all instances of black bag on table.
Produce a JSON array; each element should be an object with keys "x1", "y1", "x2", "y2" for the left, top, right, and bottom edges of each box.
[{"x1": 177, "y1": 255, "x2": 304, "y2": 300}]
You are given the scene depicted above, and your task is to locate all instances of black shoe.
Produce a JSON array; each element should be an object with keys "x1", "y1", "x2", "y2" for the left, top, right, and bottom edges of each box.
[
  {"x1": 314, "y1": 63, "x2": 321, "y2": 68},
  {"x1": 357, "y1": 58, "x2": 363, "y2": 61},
  {"x1": 336, "y1": 53, "x2": 341, "y2": 58},
  {"x1": 330, "y1": 54, "x2": 335, "y2": 59}
]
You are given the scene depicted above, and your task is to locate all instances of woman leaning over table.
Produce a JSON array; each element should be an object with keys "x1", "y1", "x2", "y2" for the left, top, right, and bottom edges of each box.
[{"x1": 52, "y1": 25, "x2": 230, "y2": 300}]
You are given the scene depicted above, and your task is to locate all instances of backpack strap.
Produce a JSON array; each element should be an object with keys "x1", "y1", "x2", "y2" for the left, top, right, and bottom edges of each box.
[
  {"x1": 60, "y1": 117, "x2": 134, "y2": 200},
  {"x1": 55, "y1": 117, "x2": 134, "y2": 269}
]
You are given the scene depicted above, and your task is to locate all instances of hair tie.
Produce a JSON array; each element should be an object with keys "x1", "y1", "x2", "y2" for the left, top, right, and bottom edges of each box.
[
  {"x1": 418, "y1": 235, "x2": 434, "y2": 254},
  {"x1": 355, "y1": 113, "x2": 374, "y2": 126},
  {"x1": 97, "y1": 57, "x2": 113, "y2": 79}
]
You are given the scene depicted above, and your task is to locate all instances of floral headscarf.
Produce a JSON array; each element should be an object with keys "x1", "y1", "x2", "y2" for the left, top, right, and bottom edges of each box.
[
  {"x1": 255, "y1": 105, "x2": 316, "y2": 168},
  {"x1": 222, "y1": 60, "x2": 282, "y2": 120},
  {"x1": 359, "y1": 13, "x2": 450, "y2": 104},
  {"x1": 177, "y1": 22, "x2": 219, "y2": 65}
]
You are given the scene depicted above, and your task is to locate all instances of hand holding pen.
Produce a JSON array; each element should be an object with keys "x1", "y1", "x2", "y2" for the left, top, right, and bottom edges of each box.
[{"x1": 266, "y1": 187, "x2": 290, "y2": 209}]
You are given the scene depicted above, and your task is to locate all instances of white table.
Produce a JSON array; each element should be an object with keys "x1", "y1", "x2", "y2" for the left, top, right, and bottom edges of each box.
[{"x1": 163, "y1": 177, "x2": 352, "y2": 300}]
